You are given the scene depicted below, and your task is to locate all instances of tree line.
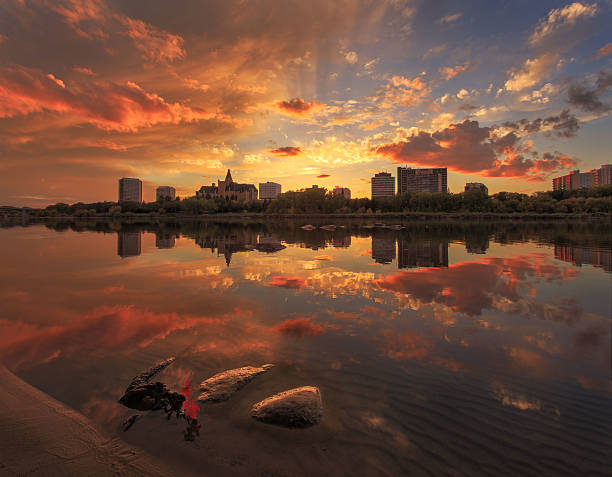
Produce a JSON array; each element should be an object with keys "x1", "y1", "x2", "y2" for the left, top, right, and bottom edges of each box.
[{"x1": 36, "y1": 184, "x2": 612, "y2": 217}]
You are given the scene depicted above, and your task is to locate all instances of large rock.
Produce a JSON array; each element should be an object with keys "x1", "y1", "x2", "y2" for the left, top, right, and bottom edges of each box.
[
  {"x1": 198, "y1": 364, "x2": 274, "y2": 403},
  {"x1": 124, "y1": 357, "x2": 176, "y2": 393},
  {"x1": 118, "y1": 357, "x2": 180, "y2": 411},
  {"x1": 251, "y1": 386, "x2": 323, "y2": 428}
]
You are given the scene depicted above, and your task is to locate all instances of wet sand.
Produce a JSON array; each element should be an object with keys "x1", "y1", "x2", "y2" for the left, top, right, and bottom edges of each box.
[{"x1": 0, "y1": 365, "x2": 171, "y2": 476}]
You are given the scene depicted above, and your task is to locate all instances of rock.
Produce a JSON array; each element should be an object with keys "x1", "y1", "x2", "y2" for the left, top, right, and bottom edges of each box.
[
  {"x1": 320, "y1": 224, "x2": 336, "y2": 231},
  {"x1": 300, "y1": 224, "x2": 316, "y2": 231},
  {"x1": 124, "y1": 357, "x2": 176, "y2": 393},
  {"x1": 118, "y1": 357, "x2": 183, "y2": 412},
  {"x1": 198, "y1": 364, "x2": 274, "y2": 403},
  {"x1": 251, "y1": 386, "x2": 323, "y2": 428},
  {"x1": 121, "y1": 414, "x2": 141, "y2": 432},
  {"x1": 119, "y1": 382, "x2": 169, "y2": 410}
]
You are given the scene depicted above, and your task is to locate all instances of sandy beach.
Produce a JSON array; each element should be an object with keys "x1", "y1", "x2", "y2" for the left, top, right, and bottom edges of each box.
[{"x1": 0, "y1": 365, "x2": 171, "y2": 476}]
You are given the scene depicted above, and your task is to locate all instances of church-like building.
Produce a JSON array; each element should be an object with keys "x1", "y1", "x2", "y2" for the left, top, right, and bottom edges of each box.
[{"x1": 196, "y1": 170, "x2": 258, "y2": 201}]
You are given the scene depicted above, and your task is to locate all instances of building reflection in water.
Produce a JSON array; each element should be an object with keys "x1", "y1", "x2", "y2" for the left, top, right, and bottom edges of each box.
[
  {"x1": 117, "y1": 231, "x2": 141, "y2": 257},
  {"x1": 371, "y1": 236, "x2": 450, "y2": 268},
  {"x1": 371, "y1": 237, "x2": 396, "y2": 264},
  {"x1": 155, "y1": 233, "x2": 176, "y2": 249},
  {"x1": 397, "y1": 240, "x2": 449, "y2": 269},
  {"x1": 554, "y1": 245, "x2": 611, "y2": 272},
  {"x1": 196, "y1": 230, "x2": 285, "y2": 266}
]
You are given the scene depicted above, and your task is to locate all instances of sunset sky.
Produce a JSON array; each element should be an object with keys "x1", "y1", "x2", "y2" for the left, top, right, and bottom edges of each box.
[{"x1": 0, "y1": 0, "x2": 611, "y2": 206}]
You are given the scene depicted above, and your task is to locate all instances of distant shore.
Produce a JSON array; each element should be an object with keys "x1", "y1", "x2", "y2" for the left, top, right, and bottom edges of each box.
[{"x1": 2, "y1": 211, "x2": 611, "y2": 222}]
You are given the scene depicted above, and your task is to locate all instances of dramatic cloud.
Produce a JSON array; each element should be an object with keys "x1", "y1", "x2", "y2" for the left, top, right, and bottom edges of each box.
[
  {"x1": 264, "y1": 276, "x2": 307, "y2": 289},
  {"x1": 529, "y1": 2, "x2": 598, "y2": 47},
  {"x1": 276, "y1": 98, "x2": 324, "y2": 117},
  {"x1": 0, "y1": 66, "x2": 234, "y2": 131},
  {"x1": 268, "y1": 146, "x2": 302, "y2": 156},
  {"x1": 376, "y1": 118, "x2": 577, "y2": 179},
  {"x1": 567, "y1": 70, "x2": 612, "y2": 114},
  {"x1": 504, "y1": 54, "x2": 558, "y2": 92},
  {"x1": 273, "y1": 317, "x2": 326, "y2": 338},
  {"x1": 317, "y1": 174, "x2": 331, "y2": 178},
  {"x1": 49, "y1": 0, "x2": 185, "y2": 62}
]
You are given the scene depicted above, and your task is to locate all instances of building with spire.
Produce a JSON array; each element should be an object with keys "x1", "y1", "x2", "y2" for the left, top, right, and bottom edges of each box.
[{"x1": 196, "y1": 169, "x2": 258, "y2": 201}]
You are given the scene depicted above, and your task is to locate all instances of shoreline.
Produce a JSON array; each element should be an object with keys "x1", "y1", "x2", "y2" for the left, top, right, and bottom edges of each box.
[
  {"x1": 3, "y1": 211, "x2": 611, "y2": 223},
  {"x1": 0, "y1": 364, "x2": 171, "y2": 476}
]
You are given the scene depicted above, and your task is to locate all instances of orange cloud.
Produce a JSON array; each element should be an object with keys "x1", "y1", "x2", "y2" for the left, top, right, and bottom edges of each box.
[
  {"x1": 0, "y1": 66, "x2": 235, "y2": 131},
  {"x1": 377, "y1": 75, "x2": 430, "y2": 108},
  {"x1": 50, "y1": 0, "x2": 185, "y2": 62},
  {"x1": 264, "y1": 276, "x2": 306, "y2": 289},
  {"x1": 595, "y1": 42, "x2": 612, "y2": 59},
  {"x1": 439, "y1": 62, "x2": 471, "y2": 80},
  {"x1": 317, "y1": 174, "x2": 331, "y2": 178},
  {"x1": 268, "y1": 146, "x2": 302, "y2": 156},
  {"x1": 273, "y1": 317, "x2": 326, "y2": 338},
  {"x1": 120, "y1": 16, "x2": 185, "y2": 63},
  {"x1": 276, "y1": 98, "x2": 323, "y2": 116}
]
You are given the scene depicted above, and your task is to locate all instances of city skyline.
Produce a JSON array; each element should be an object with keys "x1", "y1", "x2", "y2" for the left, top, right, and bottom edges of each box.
[{"x1": 1, "y1": 1, "x2": 611, "y2": 206}]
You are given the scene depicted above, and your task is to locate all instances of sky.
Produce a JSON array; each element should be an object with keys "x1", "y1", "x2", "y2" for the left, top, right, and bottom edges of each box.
[{"x1": 0, "y1": 0, "x2": 611, "y2": 205}]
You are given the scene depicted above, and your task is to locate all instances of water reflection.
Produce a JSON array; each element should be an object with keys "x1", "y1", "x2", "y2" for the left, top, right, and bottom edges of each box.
[
  {"x1": 155, "y1": 233, "x2": 176, "y2": 249},
  {"x1": 0, "y1": 219, "x2": 610, "y2": 476},
  {"x1": 554, "y1": 244, "x2": 612, "y2": 272},
  {"x1": 397, "y1": 239, "x2": 448, "y2": 269},
  {"x1": 117, "y1": 231, "x2": 141, "y2": 257}
]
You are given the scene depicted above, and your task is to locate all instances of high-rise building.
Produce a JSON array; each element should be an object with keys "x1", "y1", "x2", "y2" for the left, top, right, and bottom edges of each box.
[
  {"x1": 259, "y1": 181, "x2": 282, "y2": 199},
  {"x1": 118, "y1": 178, "x2": 142, "y2": 202},
  {"x1": 464, "y1": 182, "x2": 488, "y2": 195},
  {"x1": 371, "y1": 172, "x2": 395, "y2": 198},
  {"x1": 552, "y1": 165, "x2": 611, "y2": 191},
  {"x1": 333, "y1": 187, "x2": 351, "y2": 199},
  {"x1": 597, "y1": 164, "x2": 612, "y2": 186},
  {"x1": 397, "y1": 167, "x2": 447, "y2": 194},
  {"x1": 156, "y1": 186, "x2": 176, "y2": 201}
]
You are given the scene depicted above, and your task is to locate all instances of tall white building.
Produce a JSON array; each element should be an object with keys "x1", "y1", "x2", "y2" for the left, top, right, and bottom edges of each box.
[
  {"x1": 371, "y1": 172, "x2": 395, "y2": 198},
  {"x1": 156, "y1": 186, "x2": 176, "y2": 201},
  {"x1": 118, "y1": 177, "x2": 142, "y2": 202},
  {"x1": 259, "y1": 181, "x2": 282, "y2": 199}
]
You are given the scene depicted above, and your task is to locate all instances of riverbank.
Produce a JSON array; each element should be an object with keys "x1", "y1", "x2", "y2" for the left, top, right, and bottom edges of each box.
[
  {"x1": 3, "y1": 211, "x2": 612, "y2": 223},
  {"x1": 0, "y1": 365, "x2": 171, "y2": 476}
]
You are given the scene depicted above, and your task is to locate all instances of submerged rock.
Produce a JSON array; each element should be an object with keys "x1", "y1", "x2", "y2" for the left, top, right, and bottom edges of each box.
[
  {"x1": 198, "y1": 364, "x2": 274, "y2": 403},
  {"x1": 251, "y1": 386, "x2": 323, "y2": 428},
  {"x1": 320, "y1": 224, "x2": 336, "y2": 231}
]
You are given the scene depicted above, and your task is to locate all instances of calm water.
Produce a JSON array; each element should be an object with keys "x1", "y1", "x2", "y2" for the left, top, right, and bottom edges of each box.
[{"x1": 1, "y1": 219, "x2": 611, "y2": 476}]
